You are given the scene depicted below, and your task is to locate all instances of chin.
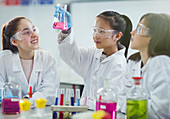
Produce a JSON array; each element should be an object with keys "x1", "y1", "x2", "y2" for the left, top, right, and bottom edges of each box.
[
  {"x1": 131, "y1": 45, "x2": 138, "y2": 50},
  {"x1": 95, "y1": 45, "x2": 102, "y2": 49},
  {"x1": 33, "y1": 46, "x2": 39, "y2": 50}
]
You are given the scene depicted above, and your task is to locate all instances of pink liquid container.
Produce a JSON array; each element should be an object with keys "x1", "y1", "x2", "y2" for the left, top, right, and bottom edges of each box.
[
  {"x1": 53, "y1": 22, "x2": 68, "y2": 31},
  {"x1": 1, "y1": 77, "x2": 21, "y2": 114},
  {"x1": 96, "y1": 101, "x2": 117, "y2": 119},
  {"x1": 96, "y1": 79, "x2": 117, "y2": 119},
  {"x1": 2, "y1": 98, "x2": 20, "y2": 114},
  {"x1": 53, "y1": 4, "x2": 68, "y2": 31}
]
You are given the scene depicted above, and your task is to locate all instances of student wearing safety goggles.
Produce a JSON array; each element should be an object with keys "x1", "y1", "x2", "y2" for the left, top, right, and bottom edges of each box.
[
  {"x1": 119, "y1": 13, "x2": 170, "y2": 118},
  {"x1": 54, "y1": 7, "x2": 132, "y2": 110},
  {"x1": 0, "y1": 17, "x2": 60, "y2": 105}
]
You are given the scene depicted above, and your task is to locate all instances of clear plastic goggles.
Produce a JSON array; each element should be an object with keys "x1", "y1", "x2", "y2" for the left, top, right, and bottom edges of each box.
[
  {"x1": 10, "y1": 26, "x2": 39, "y2": 41},
  {"x1": 136, "y1": 24, "x2": 152, "y2": 36},
  {"x1": 92, "y1": 27, "x2": 118, "y2": 39}
]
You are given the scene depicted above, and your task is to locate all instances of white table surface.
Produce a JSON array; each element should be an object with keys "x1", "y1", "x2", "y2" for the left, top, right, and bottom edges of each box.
[{"x1": 0, "y1": 105, "x2": 125, "y2": 119}]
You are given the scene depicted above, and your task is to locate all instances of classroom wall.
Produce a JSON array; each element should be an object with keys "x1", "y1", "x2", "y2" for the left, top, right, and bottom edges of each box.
[{"x1": 0, "y1": 0, "x2": 170, "y2": 85}]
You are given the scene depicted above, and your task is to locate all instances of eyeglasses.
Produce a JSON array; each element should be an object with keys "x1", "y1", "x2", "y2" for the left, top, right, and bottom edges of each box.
[
  {"x1": 92, "y1": 27, "x2": 118, "y2": 39},
  {"x1": 10, "y1": 26, "x2": 39, "y2": 41},
  {"x1": 136, "y1": 24, "x2": 152, "y2": 36}
]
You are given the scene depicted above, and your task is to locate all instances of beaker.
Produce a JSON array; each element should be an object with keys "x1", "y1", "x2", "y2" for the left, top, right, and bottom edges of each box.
[{"x1": 53, "y1": 4, "x2": 68, "y2": 31}]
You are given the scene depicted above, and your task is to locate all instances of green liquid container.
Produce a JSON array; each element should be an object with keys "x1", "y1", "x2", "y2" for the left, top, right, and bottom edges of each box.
[
  {"x1": 126, "y1": 77, "x2": 148, "y2": 119},
  {"x1": 127, "y1": 99, "x2": 147, "y2": 119}
]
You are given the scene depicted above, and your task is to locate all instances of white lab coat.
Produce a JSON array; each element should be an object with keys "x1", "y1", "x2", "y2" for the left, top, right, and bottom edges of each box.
[
  {"x1": 58, "y1": 32, "x2": 127, "y2": 110},
  {"x1": 119, "y1": 55, "x2": 170, "y2": 119},
  {"x1": 0, "y1": 49, "x2": 60, "y2": 105}
]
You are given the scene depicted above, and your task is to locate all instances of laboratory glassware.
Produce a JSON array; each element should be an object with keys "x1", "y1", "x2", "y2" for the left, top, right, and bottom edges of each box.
[
  {"x1": 53, "y1": 4, "x2": 68, "y2": 31},
  {"x1": 96, "y1": 79, "x2": 117, "y2": 119},
  {"x1": 126, "y1": 77, "x2": 148, "y2": 119},
  {"x1": 2, "y1": 76, "x2": 22, "y2": 114}
]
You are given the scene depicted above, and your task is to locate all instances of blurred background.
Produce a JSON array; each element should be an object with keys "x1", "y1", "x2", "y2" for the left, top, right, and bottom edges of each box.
[{"x1": 0, "y1": 0, "x2": 170, "y2": 86}]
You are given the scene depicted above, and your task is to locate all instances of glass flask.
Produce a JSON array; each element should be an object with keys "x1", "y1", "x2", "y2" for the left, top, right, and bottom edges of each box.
[
  {"x1": 2, "y1": 77, "x2": 22, "y2": 114},
  {"x1": 96, "y1": 79, "x2": 117, "y2": 119},
  {"x1": 53, "y1": 4, "x2": 68, "y2": 31},
  {"x1": 126, "y1": 77, "x2": 148, "y2": 119}
]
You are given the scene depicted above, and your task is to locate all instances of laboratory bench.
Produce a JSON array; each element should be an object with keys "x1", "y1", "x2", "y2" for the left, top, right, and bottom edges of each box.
[{"x1": 0, "y1": 105, "x2": 126, "y2": 119}]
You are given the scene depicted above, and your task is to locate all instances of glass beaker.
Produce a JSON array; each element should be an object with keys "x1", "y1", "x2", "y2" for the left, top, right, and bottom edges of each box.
[{"x1": 53, "y1": 4, "x2": 68, "y2": 31}]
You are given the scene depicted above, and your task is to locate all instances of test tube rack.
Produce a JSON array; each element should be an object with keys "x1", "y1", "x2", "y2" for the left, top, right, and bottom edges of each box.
[{"x1": 51, "y1": 105, "x2": 88, "y2": 112}]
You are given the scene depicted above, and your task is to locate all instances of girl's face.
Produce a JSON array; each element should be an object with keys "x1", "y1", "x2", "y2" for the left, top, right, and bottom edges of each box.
[
  {"x1": 130, "y1": 18, "x2": 151, "y2": 51},
  {"x1": 93, "y1": 17, "x2": 118, "y2": 51},
  {"x1": 12, "y1": 19, "x2": 39, "y2": 53}
]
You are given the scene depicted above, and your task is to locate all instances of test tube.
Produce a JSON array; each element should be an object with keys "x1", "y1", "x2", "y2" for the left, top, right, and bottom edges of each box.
[
  {"x1": 53, "y1": 88, "x2": 59, "y2": 119},
  {"x1": 59, "y1": 88, "x2": 65, "y2": 119},
  {"x1": 76, "y1": 89, "x2": 80, "y2": 106},
  {"x1": 70, "y1": 89, "x2": 76, "y2": 115},
  {"x1": 70, "y1": 89, "x2": 74, "y2": 106},
  {"x1": 65, "y1": 89, "x2": 70, "y2": 106}
]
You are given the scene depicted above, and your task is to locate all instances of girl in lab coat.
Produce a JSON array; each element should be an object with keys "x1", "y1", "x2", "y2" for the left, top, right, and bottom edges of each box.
[
  {"x1": 54, "y1": 8, "x2": 132, "y2": 110},
  {"x1": 0, "y1": 17, "x2": 60, "y2": 105},
  {"x1": 119, "y1": 13, "x2": 170, "y2": 118}
]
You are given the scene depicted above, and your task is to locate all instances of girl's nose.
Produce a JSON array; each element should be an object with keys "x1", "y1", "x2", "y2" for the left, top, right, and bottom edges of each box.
[
  {"x1": 130, "y1": 30, "x2": 136, "y2": 35},
  {"x1": 31, "y1": 31, "x2": 38, "y2": 37},
  {"x1": 93, "y1": 33, "x2": 100, "y2": 39}
]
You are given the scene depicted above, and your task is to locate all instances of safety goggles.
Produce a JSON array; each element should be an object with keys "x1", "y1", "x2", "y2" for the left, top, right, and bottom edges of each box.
[
  {"x1": 92, "y1": 27, "x2": 119, "y2": 39},
  {"x1": 136, "y1": 24, "x2": 152, "y2": 36},
  {"x1": 10, "y1": 26, "x2": 39, "y2": 41}
]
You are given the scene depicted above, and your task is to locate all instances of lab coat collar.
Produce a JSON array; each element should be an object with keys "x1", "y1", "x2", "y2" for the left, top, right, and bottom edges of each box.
[
  {"x1": 95, "y1": 45, "x2": 126, "y2": 63},
  {"x1": 94, "y1": 49, "x2": 103, "y2": 59},
  {"x1": 132, "y1": 60, "x2": 142, "y2": 77},
  {"x1": 12, "y1": 50, "x2": 43, "y2": 72},
  {"x1": 131, "y1": 57, "x2": 151, "y2": 76},
  {"x1": 141, "y1": 57, "x2": 151, "y2": 73},
  {"x1": 12, "y1": 52, "x2": 23, "y2": 72},
  {"x1": 33, "y1": 49, "x2": 43, "y2": 72}
]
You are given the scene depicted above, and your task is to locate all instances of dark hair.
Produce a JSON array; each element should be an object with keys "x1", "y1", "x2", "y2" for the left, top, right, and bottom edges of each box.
[
  {"x1": 141, "y1": 13, "x2": 170, "y2": 57},
  {"x1": 129, "y1": 13, "x2": 170, "y2": 62},
  {"x1": 97, "y1": 11, "x2": 132, "y2": 58},
  {"x1": 1, "y1": 17, "x2": 31, "y2": 53}
]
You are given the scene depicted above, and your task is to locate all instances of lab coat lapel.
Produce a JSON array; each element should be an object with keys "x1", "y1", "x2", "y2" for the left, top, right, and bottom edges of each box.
[
  {"x1": 12, "y1": 53, "x2": 28, "y2": 93},
  {"x1": 29, "y1": 50, "x2": 43, "y2": 91},
  {"x1": 101, "y1": 47, "x2": 125, "y2": 63},
  {"x1": 132, "y1": 60, "x2": 142, "y2": 77}
]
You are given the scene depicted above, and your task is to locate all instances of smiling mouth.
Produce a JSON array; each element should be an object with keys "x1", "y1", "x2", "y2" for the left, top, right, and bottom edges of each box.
[{"x1": 31, "y1": 39, "x2": 38, "y2": 43}]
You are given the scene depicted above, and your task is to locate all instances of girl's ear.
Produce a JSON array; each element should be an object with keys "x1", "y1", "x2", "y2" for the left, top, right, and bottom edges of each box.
[
  {"x1": 11, "y1": 39, "x2": 18, "y2": 47},
  {"x1": 115, "y1": 32, "x2": 123, "y2": 41},
  {"x1": 113, "y1": 32, "x2": 123, "y2": 42}
]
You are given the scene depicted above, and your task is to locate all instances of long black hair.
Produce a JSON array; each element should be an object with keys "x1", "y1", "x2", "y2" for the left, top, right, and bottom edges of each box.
[{"x1": 97, "y1": 11, "x2": 132, "y2": 58}]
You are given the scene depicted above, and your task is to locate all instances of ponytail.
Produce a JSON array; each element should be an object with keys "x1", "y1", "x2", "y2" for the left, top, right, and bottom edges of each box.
[
  {"x1": 97, "y1": 11, "x2": 132, "y2": 58},
  {"x1": 120, "y1": 15, "x2": 132, "y2": 58}
]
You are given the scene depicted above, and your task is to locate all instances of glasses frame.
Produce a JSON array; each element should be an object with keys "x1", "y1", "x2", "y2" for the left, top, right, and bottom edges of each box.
[
  {"x1": 92, "y1": 26, "x2": 119, "y2": 39},
  {"x1": 136, "y1": 24, "x2": 152, "y2": 37},
  {"x1": 10, "y1": 26, "x2": 39, "y2": 42}
]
